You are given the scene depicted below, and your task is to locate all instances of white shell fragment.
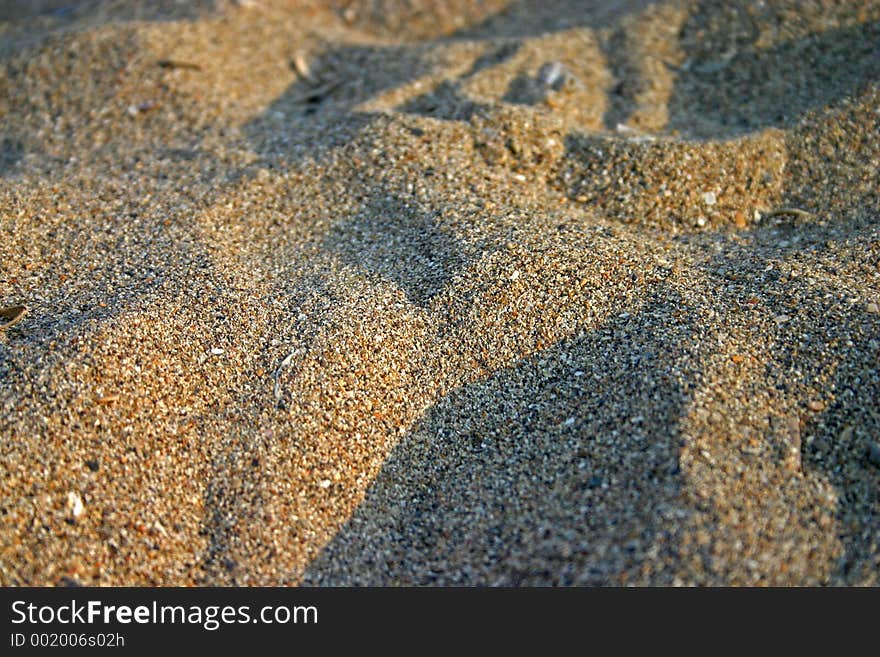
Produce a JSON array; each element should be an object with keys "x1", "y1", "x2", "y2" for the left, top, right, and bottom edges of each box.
[{"x1": 66, "y1": 491, "x2": 84, "y2": 520}]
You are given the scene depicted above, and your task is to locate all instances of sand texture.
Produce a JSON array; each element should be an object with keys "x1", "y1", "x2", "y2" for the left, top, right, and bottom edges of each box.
[{"x1": 1, "y1": 0, "x2": 879, "y2": 586}]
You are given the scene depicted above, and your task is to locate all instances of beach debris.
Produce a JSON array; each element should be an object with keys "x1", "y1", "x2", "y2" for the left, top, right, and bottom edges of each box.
[
  {"x1": 157, "y1": 59, "x2": 201, "y2": 71},
  {"x1": 785, "y1": 416, "x2": 801, "y2": 471},
  {"x1": 342, "y1": 4, "x2": 357, "y2": 23},
  {"x1": 667, "y1": 49, "x2": 741, "y2": 76},
  {"x1": 148, "y1": 521, "x2": 167, "y2": 537},
  {"x1": 291, "y1": 52, "x2": 314, "y2": 83},
  {"x1": 702, "y1": 191, "x2": 717, "y2": 206},
  {"x1": 96, "y1": 395, "x2": 120, "y2": 405},
  {"x1": 761, "y1": 207, "x2": 813, "y2": 221},
  {"x1": 285, "y1": 45, "x2": 343, "y2": 106},
  {"x1": 866, "y1": 302, "x2": 879, "y2": 314},
  {"x1": 127, "y1": 100, "x2": 159, "y2": 116},
  {"x1": 734, "y1": 211, "x2": 747, "y2": 228},
  {"x1": 0, "y1": 305, "x2": 26, "y2": 331},
  {"x1": 538, "y1": 61, "x2": 568, "y2": 89},
  {"x1": 287, "y1": 79, "x2": 342, "y2": 105},
  {"x1": 537, "y1": 61, "x2": 582, "y2": 93},
  {"x1": 689, "y1": 53, "x2": 737, "y2": 75},
  {"x1": 615, "y1": 123, "x2": 656, "y2": 142},
  {"x1": 66, "y1": 491, "x2": 84, "y2": 521},
  {"x1": 210, "y1": 348, "x2": 224, "y2": 355},
  {"x1": 273, "y1": 349, "x2": 299, "y2": 403},
  {"x1": 867, "y1": 441, "x2": 880, "y2": 469}
]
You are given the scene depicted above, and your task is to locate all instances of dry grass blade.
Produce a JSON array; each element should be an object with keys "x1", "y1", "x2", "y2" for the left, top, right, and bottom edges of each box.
[
  {"x1": 0, "y1": 305, "x2": 26, "y2": 331},
  {"x1": 762, "y1": 207, "x2": 814, "y2": 220}
]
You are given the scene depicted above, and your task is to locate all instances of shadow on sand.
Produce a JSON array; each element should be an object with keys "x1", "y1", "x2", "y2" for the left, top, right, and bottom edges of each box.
[{"x1": 303, "y1": 293, "x2": 701, "y2": 585}]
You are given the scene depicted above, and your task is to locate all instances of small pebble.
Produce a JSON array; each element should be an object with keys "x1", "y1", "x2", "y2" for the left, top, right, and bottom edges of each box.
[
  {"x1": 702, "y1": 191, "x2": 717, "y2": 206},
  {"x1": 66, "y1": 491, "x2": 84, "y2": 520},
  {"x1": 210, "y1": 348, "x2": 224, "y2": 355},
  {"x1": 866, "y1": 303, "x2": 879, "y2": 314},
  {"x1": 808, "y1": 400, "x2": 825, "y2": 412}
]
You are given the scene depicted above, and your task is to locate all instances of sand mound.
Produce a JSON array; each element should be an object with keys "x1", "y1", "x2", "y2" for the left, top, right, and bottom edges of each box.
[{"x1": 1, "y1": 0, "x2": 878, "y2": 586}]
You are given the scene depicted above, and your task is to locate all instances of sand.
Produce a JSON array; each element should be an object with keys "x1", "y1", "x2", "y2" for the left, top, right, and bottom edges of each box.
[{"x1": 0, "y1": 0, "x2": 878, "y2": 586}]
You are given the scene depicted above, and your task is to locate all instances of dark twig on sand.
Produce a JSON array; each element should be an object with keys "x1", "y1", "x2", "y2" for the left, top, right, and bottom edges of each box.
[{"x1": 157, "y1": 59, "x2": 202, "y2": 71}]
